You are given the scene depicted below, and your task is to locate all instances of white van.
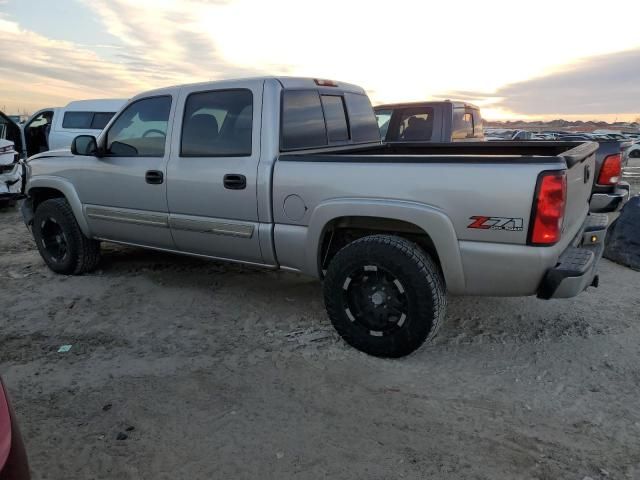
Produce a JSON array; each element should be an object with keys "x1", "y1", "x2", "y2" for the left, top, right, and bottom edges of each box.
[
  {"x1": 0, "y1": 99, "x2": 126, "y2": 202},
  {"x1": 19, "y1": 98, "x2": 127, "y2": 158}
]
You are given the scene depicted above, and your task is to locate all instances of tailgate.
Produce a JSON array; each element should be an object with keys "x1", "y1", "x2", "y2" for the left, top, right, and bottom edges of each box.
[{"x1": 561, "y1": 142, "x2": 597, "y2": 239}]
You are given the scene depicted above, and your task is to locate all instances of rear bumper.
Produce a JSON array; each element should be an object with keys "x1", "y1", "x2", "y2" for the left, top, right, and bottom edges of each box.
[
  {"x1": 537, "y1": 213, "x2": 608, "y2": 299},
  {"x1": 589, "y1": 182, "x2": 630, "y2": 213}
]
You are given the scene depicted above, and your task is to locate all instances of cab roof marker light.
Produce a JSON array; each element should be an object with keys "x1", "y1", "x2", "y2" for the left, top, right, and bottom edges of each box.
[{"x1": 314, "y1": 79, "x2": 338, "y2": 87}]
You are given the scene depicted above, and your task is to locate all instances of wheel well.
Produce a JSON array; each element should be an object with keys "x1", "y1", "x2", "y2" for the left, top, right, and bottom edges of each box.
[
  {"x1": 29, "y1": 187, "x2": 65, "y2": 211},
  {"x1": 319, "y1": 216, "x2": 442, "y2": 275}
]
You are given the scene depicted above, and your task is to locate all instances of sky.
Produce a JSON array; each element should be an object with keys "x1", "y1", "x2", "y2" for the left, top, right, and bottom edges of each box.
[{"x1": 0, "y1": 0, "x2": 639, "y2": 121}]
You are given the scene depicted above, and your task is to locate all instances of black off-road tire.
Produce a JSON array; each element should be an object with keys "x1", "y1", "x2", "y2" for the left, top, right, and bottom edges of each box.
[
  {"x1": 32, "y1": 198, "x2": 101, "y2": 275},
  {"x1": 324, "y1": 234, "x2": 446, "y2": 358}
]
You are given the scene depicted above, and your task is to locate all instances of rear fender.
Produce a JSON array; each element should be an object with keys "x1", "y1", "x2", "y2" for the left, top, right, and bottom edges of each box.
[{"x1": 306, "y1": 198, "x2": 466, "y2": 293}]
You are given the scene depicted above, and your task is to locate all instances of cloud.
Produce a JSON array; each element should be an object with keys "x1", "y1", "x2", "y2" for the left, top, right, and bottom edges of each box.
[
  {"x1": 0, "y1": 0, "x2": 279, "y2": 112},
  {"x1": 442, "y1": 49, "x2": 640, "y2": 118}
]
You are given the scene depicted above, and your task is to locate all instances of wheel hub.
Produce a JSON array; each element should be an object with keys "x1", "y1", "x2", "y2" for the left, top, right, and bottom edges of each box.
[
  {"x1": 371, "y1": 291, "x2": 385, "y2": 306},
  {"x1": 342, "y1": 265, "x2": 408, "y2": 336}
]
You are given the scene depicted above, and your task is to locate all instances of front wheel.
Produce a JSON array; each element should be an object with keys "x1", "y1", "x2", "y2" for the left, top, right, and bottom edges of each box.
[
  {"x1": 32, "y1": 198, "x2": 101, "y2": 275},
  {"x1": 323, "y1": 234, "x2": 446, "y2": 358}
]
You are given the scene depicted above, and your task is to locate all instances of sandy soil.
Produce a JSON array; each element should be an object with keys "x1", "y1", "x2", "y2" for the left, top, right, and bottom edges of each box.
[{"x1": 1, "y1": 202, "x2": 640, "y2": 480}]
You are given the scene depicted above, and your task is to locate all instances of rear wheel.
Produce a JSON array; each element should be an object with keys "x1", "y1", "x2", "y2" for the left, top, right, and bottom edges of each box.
[
  {"x1": 32, "y1": 198, "x2": 100, "y2": 275},
  {"x1": 323, "y1": 234, "x2": 446, "y2": 358}
]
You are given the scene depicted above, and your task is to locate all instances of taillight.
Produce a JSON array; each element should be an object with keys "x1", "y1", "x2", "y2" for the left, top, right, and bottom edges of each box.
[
  {"x1": 529, "y1": 171, "x2": 567, "y2": 245},
  {"x1": 597, "y1": 153, "x2": 621, "y2": 185}
]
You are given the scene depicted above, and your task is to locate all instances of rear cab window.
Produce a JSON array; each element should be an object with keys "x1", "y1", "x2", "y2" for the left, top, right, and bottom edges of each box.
[
  {"x1": 452, "y1": 108, "x2": 474, "y2": 139},
  {"x1": 375, "y1": 109, "x2": 392, "y2": 140},
  {"x1": 281, "y1": 89, "x2": 379, "y2": 151}
]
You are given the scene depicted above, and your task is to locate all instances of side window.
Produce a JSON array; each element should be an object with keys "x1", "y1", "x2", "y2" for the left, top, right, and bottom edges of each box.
[
  {"x1": 452, "y1": 109, "x2": 474, "y2": 139},
  {"x1": 106, "y1": 96, "x2": 172, "y2": 157},
  {"x1": 344, "y1": 93, "x2": 380, "y2": 142},
  {"x1": 91, "y1": 112, "x2": 116, "y2": 130},
  {"x1": 181, "y1": 89, "x2": 253, "y2": 157},
  {"x1": 320, "y1": 95, "x2": 349, "y2": 143},
  {"x1": 397, "y1": 108, "x2": 434, "y2": 141},
  {"x1": 63, "y1": 112, "x2": 93, "y2": 129},
  {"x1": 281, "y1": 90, "x2": 327, "y2": 150},
  {"x1": 375, "y1": 109, "x2": 392, "y2": 140},
  {"x1": 62, "y1": 112, "x2": 116, "y2": 130},
  {"x1": 472, "y1": 111, "x2": 483, "y2": 137}
]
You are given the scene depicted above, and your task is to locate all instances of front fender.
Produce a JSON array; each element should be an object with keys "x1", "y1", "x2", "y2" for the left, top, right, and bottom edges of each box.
[
  {"x1": 26, "y1": 176, "x2": 91, "y2": 236},
  {"x1": 305, "y1": 198, "x2": 466, "y2": 294}
]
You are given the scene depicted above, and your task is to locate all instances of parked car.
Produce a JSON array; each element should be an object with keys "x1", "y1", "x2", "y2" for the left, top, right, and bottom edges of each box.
[
  {"x1": 22, "y1": 77, "x2": 607, "y2": 357},
  {"x1": 0, "y1": 98, "x2": 126, "y2": 160},
  {"x1": 0, "y1": 138, "x2": 22, "y2": 204},
  {"x1": 484, "y1": 129, "x2": 533, "y2": 141},
  {"x1": 374, "y1": 101, "x2": 484, "y2": 142},
  {"x1": 0, "y1": 378, "x2": 30, "y2": 479},
  {"x1": 626, "y1": 140, "x2": 640, "y2": 159}
]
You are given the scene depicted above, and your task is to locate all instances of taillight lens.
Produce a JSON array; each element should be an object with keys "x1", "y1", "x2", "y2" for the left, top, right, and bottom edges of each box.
[
  {"x1": 597, "y1": 153, "x2": 621, "y2": 185},
  {"x1": 530, "y1": 171, "x2": 567, "y2": 245}
]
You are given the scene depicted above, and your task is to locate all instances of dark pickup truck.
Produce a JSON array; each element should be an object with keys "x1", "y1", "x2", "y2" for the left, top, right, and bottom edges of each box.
[
  {"x1": 561, "y1": 135, "x2": 632, "y2": 213},
  {"x1": 374, "y1": 101, "x2": 484, "y2": 142}
]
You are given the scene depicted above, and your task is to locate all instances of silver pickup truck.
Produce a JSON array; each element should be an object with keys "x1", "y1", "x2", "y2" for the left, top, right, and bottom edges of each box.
[{"x1": 21, "y1": 77, "x2": 607, "y2": 357}]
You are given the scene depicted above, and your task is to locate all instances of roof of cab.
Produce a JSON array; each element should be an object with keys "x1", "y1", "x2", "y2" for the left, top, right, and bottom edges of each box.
[
  {"x1": 130, "y1": 76, "x2": 367, "y2": 100},
  {"x1": 374, "y1": 100, "x2": 481, "y2": 110}
]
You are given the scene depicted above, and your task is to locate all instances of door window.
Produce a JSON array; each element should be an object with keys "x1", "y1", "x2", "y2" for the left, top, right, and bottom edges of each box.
[
  {"x1": 25, "y1": 110, "x2": 54, "y2": 156},
  {"x1": 106, "y1": 96, "x2": 172, "y2": 157},
  {"x1": 181, "y1": 89, "x2": 253, "y2": 157},
  {"x1": 397, "y1": 108, "x2": 434, "y2": 141}
]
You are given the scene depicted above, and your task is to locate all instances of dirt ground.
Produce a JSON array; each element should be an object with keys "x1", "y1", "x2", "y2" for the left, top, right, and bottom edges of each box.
[{"x1": 1, "y1": 192, "x2": 640, "y2": 479}]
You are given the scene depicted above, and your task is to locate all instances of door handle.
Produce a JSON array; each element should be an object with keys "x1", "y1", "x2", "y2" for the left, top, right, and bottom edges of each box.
[
  {"x1": 145, "y1": 170, "x2": 164, "y2": 185},
  {"x1": 223, "y1": 174, "x2": 246, "y2": 190}
]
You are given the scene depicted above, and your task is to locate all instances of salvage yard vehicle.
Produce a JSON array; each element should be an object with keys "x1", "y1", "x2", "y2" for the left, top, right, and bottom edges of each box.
[
  {"x1": 0, "y1": 99, "x2": 126, "y2": 160},
  {"x1": 0, "y1": 138, "x2": 22, "y2": 204},
  {"x1": 21, "y1": 77, "x2": 607, "y2": 357},
  {"x1": 0, "y1": 377, "x2": 31, "y2": 480},
  {"x1": 375, "y1": 101, "x2": 484, "y2": 142}
]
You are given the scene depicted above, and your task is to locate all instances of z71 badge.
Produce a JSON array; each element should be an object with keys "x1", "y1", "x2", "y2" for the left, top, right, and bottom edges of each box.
[{"x1": 468, "y1": 216, "x2": 524, "y2": 231}]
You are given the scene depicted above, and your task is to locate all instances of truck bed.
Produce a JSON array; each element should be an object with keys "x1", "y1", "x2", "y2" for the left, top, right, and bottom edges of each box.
[
  {"x1": 281, "y1": 141, "x2": 598, "y2": 168},
  {"x1": 274, "y1": 140, "x2": 597, "y2": 296}
]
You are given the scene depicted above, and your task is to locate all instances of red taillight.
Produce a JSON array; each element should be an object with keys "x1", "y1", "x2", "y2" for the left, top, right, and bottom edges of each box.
[
  {"x1": 530, "y1": 171, "x2": 567, "y2": 245},
  {"x1": 597, "y1": 153, "x2": 621, "y2": 185}
]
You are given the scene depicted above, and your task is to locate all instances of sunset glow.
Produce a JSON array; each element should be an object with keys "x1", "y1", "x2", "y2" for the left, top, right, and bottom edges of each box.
[{"x1": 1, "y1": 0, "x2": 639, "y2": 121}]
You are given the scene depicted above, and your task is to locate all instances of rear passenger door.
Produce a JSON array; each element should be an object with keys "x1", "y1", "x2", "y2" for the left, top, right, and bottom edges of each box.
[{"x1": 166, "y1": 80, "x2": 264, "y2": 264}]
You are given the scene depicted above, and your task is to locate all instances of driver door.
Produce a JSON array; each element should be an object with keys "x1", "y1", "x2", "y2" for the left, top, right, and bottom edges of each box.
[{"x1": 76, "y1": 95, "x2": 176, "y2": 249}]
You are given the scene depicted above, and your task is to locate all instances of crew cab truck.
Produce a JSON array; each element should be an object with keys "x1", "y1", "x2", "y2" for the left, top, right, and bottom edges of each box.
[
  {"x1": 21, "y1": 77, "x2": 606, "y2": 358},
  {"x1": 374, "y1": 101, "x2": 484, "y2": 142}
]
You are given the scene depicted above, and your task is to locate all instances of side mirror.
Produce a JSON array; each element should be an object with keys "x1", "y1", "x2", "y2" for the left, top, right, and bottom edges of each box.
[{"x1": 71, "y1": 135, "x2": 98, "y2": 156}]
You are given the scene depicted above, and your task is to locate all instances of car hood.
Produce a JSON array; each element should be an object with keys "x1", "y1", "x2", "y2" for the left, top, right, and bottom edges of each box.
[{"x1": 26, "y1": 148, "x2": 72, "y2": 162}]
